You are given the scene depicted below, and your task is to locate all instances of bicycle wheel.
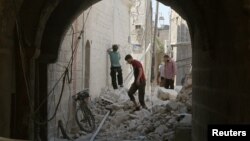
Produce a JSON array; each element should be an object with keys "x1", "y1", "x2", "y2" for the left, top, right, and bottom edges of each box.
[{"x1": 75, "y1": 104, "x2": 95, "y2": 132}]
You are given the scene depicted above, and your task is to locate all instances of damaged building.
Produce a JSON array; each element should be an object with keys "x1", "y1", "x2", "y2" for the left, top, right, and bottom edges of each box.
[{"x1": 47, "y1": 0, "x2": 153, "y2": 140}]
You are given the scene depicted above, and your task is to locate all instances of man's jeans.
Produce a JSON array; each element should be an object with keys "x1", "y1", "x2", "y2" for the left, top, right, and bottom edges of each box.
[
  {"x1": 165, "y1": 79, "x2": 174, "y2": 89},
  {"x1": 110, "y1": 66, "x2": 123, "y2": 89},
  {"x1": 128, "y1": 81, "x2": 146, "y2": 107}
]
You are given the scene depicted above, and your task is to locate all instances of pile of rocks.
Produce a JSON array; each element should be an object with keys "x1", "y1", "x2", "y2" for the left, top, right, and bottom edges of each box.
[
  {"x1": 75, "y1": 73, "x2": 193, "y2": 141},
  {"x1": 157, "y1": 88, "x2": 178, "y2": 101},
  {"x1": 87, "y1": 99, "x2": 191, "y2": 141},
  {"x1": 54, "y1": 71, "x2": 193, "y2": 141},
  {"x1": 176, "y1": 73, "x2": 192, "y2": 112},
  {"x1": 82, "y1": 91, "x2": 191, "y2": 141}
]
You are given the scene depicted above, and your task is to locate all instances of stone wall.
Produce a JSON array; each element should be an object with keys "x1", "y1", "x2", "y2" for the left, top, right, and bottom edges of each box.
[
  {"x1": 83, "y1": 0, "x2": 132, "y2": 95},
  {"x1": 170, "y1": 9, "x2": 192, "y2": 86},
  {"x1": 47, "y1": 0, "x2": 132, "y2": 139},
  {"x1": 130, "y1": 0, "x2": 153, "y2": 91},
  {"x1": 47, "y1": 15, "x2": 85, "y2": 139},
  {"x1": 173, "y1": 44, "x2": 192, "y2": 85},
  {"x1": 0, "y1": 0, "x2": 19, "y2": 137}
]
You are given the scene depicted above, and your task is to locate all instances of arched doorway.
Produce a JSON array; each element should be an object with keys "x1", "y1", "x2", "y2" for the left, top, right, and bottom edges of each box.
[{"x1": 39, "y1": 0, "x2": 250, "y2": 140}]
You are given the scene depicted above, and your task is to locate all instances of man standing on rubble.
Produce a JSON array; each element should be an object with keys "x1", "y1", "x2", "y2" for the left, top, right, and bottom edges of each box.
[
  {"x1": 125, "y1": 54, "x2": 147, "y2": 111},
  {"x1": 107, "y1": 44, "x2": 123, "y2": 90},
  {"x1": 164, "y1": 54, "x2": 177, "y2": 89}
]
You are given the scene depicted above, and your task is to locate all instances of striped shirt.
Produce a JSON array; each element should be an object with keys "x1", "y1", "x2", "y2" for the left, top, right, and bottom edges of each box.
[{"x1": 164, "y1": 59, "x2": 177, "y2": 79}]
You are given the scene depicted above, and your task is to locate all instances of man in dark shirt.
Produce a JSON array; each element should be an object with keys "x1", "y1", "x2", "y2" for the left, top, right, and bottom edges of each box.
[{"x1": 125, "y1": 54, "x2": 147, "y2": 111}]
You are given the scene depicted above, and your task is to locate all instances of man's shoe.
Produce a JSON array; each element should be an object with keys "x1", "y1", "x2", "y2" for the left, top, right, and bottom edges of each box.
[
  {"x1": 130, "y1": 106, "x2": 140, "y2": 113},
  {"x1": 133, "y1": 106, "x2": 140, "y2": 111}
]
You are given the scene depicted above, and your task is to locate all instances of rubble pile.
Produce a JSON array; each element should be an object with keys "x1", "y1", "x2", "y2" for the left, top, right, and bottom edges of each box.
[
  {"x1": 84, "y1": 94, "x2": 190, "y2": 139},
  {"x1": 74, "y1": 74, "x2": 193, "y2": 141},
  {"x1": 176, "y1": 73, "x2": 192, "y2": 112},
  {"x1": 157, "y1": 88, "x2": 178, "y2": 101},
  {"x1": 88, "y1": 99, "x2": 192, "y2": 141}
]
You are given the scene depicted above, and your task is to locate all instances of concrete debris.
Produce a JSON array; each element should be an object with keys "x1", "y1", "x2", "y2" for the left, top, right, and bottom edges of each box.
[
  {"x1": 99, "y1": 88, "x2": 129, "y2": 104},
  {"x1": 154, "y1": 125, "x2": 168, "y2": 135},
  {"x1": 57, "y1": 73, "x2": 192, "y2": 141},
  {"x1": 151, "y1": 105, "x2": 166, "y2": 114},
  {"x1": 134, "y1": 109, "x2": 151, "y2": 120},
  {"x1": 174, "y1": 86, "x2": 183, "y2": 93},
  {"x1": 177, "y1": 113, "x2": 192, "y2": 126},
  {"x1": 168, "y1": 117, "x2": 178, "y2": 125},
  {"x1": 166, "y1": 100, "x2": 179, "y2": 112},
  {"x1": 157, "y1": 87, "x2": 178, "y2": 101},
  {"x1": 105, "y1": 103, "x2": 124, "y2": 111},
  {"x1": 176, "y1": 73, "x2": 192, "y2": 112},
  {"x1": 177, "y1": 102, "x2": 188, "y2": 113},
  {"x1": 121, "y1": 100, "x2": 135, "y2": 110},
  {"x1": 147, "y1": 132, "x2": 161, "y2": 140}
]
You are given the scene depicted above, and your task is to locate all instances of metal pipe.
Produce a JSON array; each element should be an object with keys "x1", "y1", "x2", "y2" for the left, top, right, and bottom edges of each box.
[{"x1": 89, "y1": 110, "x2": 111, "y2": 141}]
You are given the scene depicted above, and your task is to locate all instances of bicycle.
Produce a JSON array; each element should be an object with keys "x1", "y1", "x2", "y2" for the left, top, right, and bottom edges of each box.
[{"x1": 73, "y1": 89, "x2": 95, "y2": 133}]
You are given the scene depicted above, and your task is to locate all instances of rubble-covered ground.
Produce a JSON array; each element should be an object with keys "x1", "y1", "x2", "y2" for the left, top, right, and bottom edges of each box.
[{"x1": 56, "y1": 73, "x2": 192, "y2": 141}]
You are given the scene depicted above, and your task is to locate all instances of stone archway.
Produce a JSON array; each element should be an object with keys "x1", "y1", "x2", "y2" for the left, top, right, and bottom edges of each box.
[{"x1": 37, "y1": 1, "x2": 250, "y2": 140}]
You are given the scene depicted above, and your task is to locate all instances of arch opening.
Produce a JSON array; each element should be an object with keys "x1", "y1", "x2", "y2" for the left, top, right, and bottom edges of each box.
[{"x1": 44, "y1": 0, "x2": 193, "y2": 140}]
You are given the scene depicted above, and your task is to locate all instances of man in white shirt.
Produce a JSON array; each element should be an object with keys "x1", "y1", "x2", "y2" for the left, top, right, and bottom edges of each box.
[{"x1": 157, "y1": 63, "x2": 166, "y2": 87}]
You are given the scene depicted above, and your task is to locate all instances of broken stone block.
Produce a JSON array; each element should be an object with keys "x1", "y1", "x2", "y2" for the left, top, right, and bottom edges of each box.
[
  {"x1": 165, "y1": 115, "x2": 171, "y2": 121},
  {"x1": 134, "y1": 109, "x2": 151, "y2": 120},
  {"x1": 105, "y1": 103, "x2": 124, "y2": 111},
  {"x1": 121, "y1": 100, "x2": 134, "y2": 110},
  {"x1": 143, "y1": 123, "x2": 155, "y2": 134},
  {"x1": 136, "y1": 125, "x2": 144, "y2": 132},
  {"x1": 166, "y1": 100, "x2": 179, "y2": 112},
  {"x1": 151, "y1": 105, "x2": 166, "y2": 114},
  {"x1": 157, "y1": 88, "x2": 178, "y2": 101},
  {"x1": 147, "y1": 132, "x2": 161, "y2": 141},
  {"x1": 154, "y1": 121, "x2": 161, "y2": 127},
  {"x1": 168, "y1": 117, "x2": 177, "y2": 125},
  {"x1": 76, "y1": 84, "x2": 192, "y2": 141},
  {"x1": 128, "y1": 119, "x2": 137, "y2": 130},
  {"x1": 177, "y1": 113, "x2": 192, "y2": 126},
  {"x1": 177, "y1": 102, "x2": 188, "y2": 113},
  {"x1": 135, "y1": 136, "x2": 146, "y2": 140},
  {"x1": 175, "y1": 86, "x2": 183, "y2": 93},
  {"x1": 110, "y1": 111, "x2": 130, "y2": 126},
  {"x1": 184, "y1": 77, "x2": 192, "y2": 88},
  {"x1": 94, "y1": 114, "x2": 105, "y2": 123},
  {"x1": 128, "y1": 113, "x2": 139, "y2": 119},
  {"x1": 154, "y1": 125, "x2": 168, "y2": 135}
]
